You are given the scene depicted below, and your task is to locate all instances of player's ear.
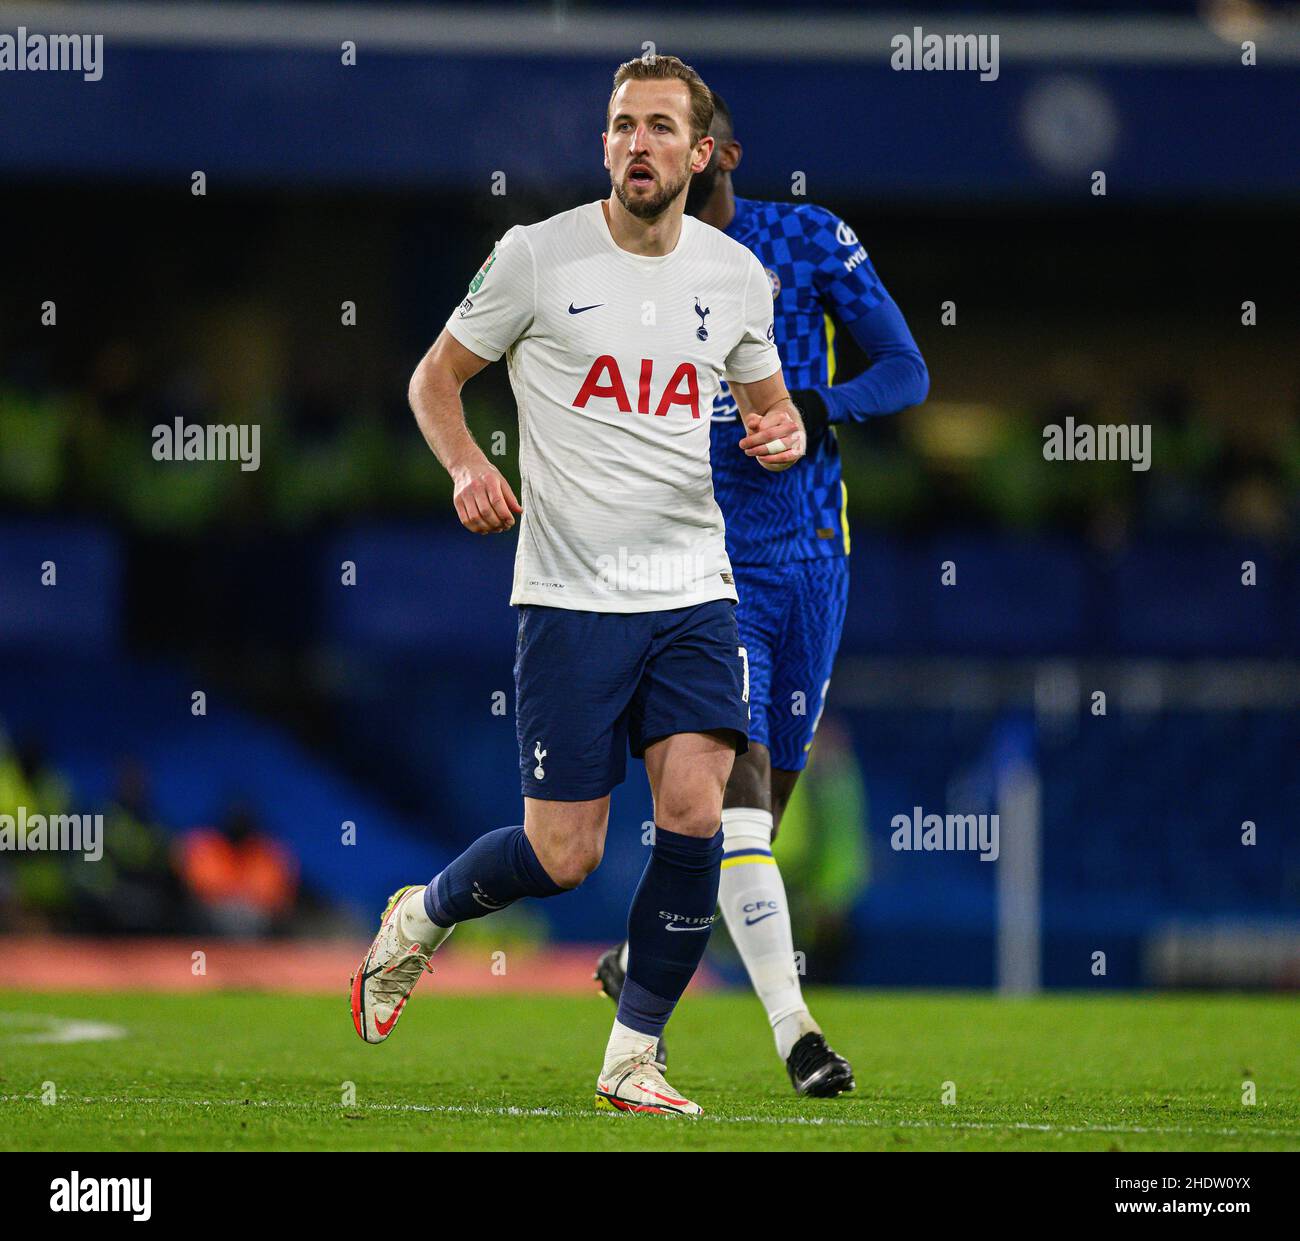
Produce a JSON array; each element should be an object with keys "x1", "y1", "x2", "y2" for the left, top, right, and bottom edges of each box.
[
  {"x1": 721, "y1": 139, "x2": 742, "y2": 174},
  {"x1": 601, "y1": 132, "x2": 610, "y2": 170},
  {"x1": 692, "y1": 134, "x2": 715, "y2": 174}
]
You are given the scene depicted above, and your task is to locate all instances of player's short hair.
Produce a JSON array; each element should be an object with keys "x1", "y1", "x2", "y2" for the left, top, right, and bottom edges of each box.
[
  {"x1": 709, "y1": 90, "x2": 734, "y2": 141},
  {"x1": 608, "y1": 54, "x2": 714, "y2": 145}
]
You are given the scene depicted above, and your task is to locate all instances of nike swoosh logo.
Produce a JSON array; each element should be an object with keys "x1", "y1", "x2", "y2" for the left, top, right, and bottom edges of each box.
[
  {"x1": 568, "y1": 302, "x2": 604, "y2": 314},
  {"x1": 374, "y1": 999, "x2": 404, "y2": 1037},
  {"x1": 745, "y1": 911, "x2": 780, "y2": 926},
  {"x1": 664, "y1": 923, "x2": 711, "y2": 933}
]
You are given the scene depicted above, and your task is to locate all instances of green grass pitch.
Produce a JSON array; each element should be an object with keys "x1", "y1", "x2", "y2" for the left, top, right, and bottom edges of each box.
[{"x1": 0, "y1": 989, "x2": 1294, "y2": 1151}]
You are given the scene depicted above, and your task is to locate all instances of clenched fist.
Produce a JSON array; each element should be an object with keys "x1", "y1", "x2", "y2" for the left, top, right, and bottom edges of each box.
[
  {"x1": 740, "y1": 406, "x2": 806, "y2": 472},
  {"x1": 452, "y1": 456, "x2": 523, "y2": 533}
]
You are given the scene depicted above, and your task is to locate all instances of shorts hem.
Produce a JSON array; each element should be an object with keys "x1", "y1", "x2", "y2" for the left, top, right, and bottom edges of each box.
[
  {"x1": 632, "y1": 724, "x2": 749, "y2": 761},
  {"x1": 520, "y1": 780, "x2": 622, "y2": 802}
]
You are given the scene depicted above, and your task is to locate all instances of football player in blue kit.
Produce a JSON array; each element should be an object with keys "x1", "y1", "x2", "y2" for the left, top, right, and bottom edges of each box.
[{"x1": 597, "y1": 91, "x2": 929, "y2": 1097}]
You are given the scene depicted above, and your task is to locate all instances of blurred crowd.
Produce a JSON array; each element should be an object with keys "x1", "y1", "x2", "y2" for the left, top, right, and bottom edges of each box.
[
  {"x1": 1, "y1": 356, "x2": 1295, "y2": 546},
  {"x1": 0, "y1": 728, "x2": 303, "y2": 937}
]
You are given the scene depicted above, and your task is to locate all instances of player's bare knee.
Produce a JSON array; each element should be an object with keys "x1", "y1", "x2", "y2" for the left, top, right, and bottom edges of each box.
[
  {"x1": 543, "y1": 838, "x2": 604, "y2": 889},
  {"x1": 547, "y1": 863, "x2": 593, "y2": 891},
  {"x1": 526, "y1": 808, "x2": 606, "y2": 889},
  {"x1": 655, "y1": 804, "x2": 723, "y2": 840}
]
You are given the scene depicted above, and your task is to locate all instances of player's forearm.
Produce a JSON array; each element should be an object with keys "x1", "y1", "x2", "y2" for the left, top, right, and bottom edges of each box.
[
  {"x1": 793, "y1": 296, "x2": 929, "y2": 432},
  {"x1": 408, "y1": 355, "x2": 487, "y2": 480},
  {"x1": 799, "y1": 351, "x2": 929, "y2": 427}
]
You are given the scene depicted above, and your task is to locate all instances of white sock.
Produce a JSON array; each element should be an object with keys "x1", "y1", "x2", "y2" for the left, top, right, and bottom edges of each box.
[
  {"x1": 602, "y1": 1019, "x2": 658, "y2": 1073},
  {"x1": 399, "y1": 885, "x2": 454, "y2": 949},
  {"x1": 773, "y1": 1009, "x2": 820, "y2": 1061},
  {"x1": 718, "y1": 806, "x2": 817, "y2": 1061}
]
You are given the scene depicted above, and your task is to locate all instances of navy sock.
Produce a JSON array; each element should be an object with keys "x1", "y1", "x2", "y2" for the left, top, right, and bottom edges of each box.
[
  {"x1": 616, "y1": 826, "x2": 723, "y2": 1039},
  {"x1": 424, "y1": 825, "x2": 566, "y2": 928}
]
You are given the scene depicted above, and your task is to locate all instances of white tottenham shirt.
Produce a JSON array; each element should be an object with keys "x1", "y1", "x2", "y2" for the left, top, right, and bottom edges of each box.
[{"x1": 444, "y1": 200, "x2": 782, "y2": 613}]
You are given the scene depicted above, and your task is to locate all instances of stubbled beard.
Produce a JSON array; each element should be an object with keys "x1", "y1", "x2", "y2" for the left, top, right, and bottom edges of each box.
[{"x1": 613, "y1": 164, "x2": 691, "y2": 220}]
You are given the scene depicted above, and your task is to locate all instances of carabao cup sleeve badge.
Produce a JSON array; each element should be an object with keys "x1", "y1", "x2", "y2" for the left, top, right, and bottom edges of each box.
[{"x1": 468, "y1": 247, "x2": 498, "y2": 294}]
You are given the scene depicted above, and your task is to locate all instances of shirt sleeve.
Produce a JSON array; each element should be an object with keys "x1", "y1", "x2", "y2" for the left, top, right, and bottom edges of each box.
[
  {"x1": 443, "y1": 225, "x2": 536, "y2": 362},
  {"x1": 723, "y1": 252, "x2": 783, "y2": 384},
  {"x1": 795, "y1": 206, "x2": 929, "y2": 425},
  {"x1": 805, "y1": 207, "x2": 888, "y2": 325},
  {"x1": 814, "y1": 295, "x2": 929, "y2": 423}
]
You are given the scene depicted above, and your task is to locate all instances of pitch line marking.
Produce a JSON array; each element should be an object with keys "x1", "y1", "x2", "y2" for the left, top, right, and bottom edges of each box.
[
  {"x1": 0, "y1": 1014, "x2": 127, "y2": 1045},
  {"x1": 0, "y1": 1094, "x2": 1294, "y2": 1140}
]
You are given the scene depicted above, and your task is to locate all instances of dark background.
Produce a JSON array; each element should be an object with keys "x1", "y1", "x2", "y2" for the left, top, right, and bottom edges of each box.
[{"x1": 0, "y1": 0, "x2": 1296, "y2": 989}]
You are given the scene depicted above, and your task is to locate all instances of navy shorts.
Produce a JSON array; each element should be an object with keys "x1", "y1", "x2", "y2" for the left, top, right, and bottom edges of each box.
[
  {"x1": 514, "y1": 598, "x2": 750, "y2": 801},
  {"x1": 733, "y1": 557, "x2": 850, "y2": 772}
]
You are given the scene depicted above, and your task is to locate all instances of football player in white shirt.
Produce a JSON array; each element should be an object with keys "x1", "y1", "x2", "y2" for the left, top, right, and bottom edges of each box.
[{"x1": 351, "y1": 54, "x2": 804, "y2": 1115}]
